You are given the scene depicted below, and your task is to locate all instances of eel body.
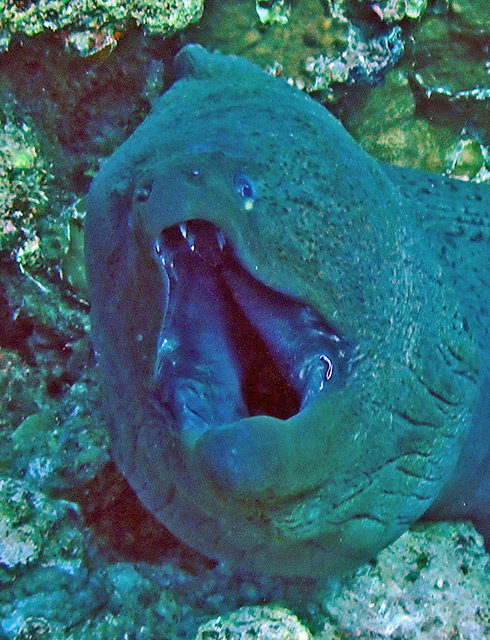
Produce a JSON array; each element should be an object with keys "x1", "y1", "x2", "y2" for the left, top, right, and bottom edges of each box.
[{"x1": 85, "y1": 44, "x2": 490, "y2": 576}]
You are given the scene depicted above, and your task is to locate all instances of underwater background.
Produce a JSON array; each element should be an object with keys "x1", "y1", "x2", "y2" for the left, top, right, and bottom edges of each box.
[{"x1": 0, "y1": 0, "x2": 489, "y2": 638}]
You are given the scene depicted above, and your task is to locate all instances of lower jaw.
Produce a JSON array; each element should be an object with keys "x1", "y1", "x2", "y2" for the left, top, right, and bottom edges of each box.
[{"x1": 190, "y1": 391, "x2": 345, "y2": 504}]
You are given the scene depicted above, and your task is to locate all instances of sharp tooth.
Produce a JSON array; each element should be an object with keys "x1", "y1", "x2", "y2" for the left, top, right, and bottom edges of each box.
[
  {"x1": 179, "y1": 223, "x2": 187, "y2": 239},
  {"x1": 169, "y1": 258, "x2": 178, "y2": 280},
  {"x1": 186, "y1": 230, "x2": 196, "y2": 252},
  {"x1": 216, "y1": 230, "x2": 226, "y2": 251},
  {"x1": 156, "y1": 241, "x2": 167, "y2": 266},
  {"x1": 159, "y1": 248, "x2": 174, "y2": 273}
]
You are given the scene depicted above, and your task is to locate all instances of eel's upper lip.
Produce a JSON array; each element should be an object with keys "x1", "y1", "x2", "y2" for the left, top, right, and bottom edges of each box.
[{"x1": 151, "y1": 218, "x2": 351, "y2": 449}]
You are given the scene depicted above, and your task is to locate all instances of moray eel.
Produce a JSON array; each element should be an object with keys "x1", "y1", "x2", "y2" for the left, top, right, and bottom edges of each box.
[{"x1": 85, "y1": 44, "x2": 490, "y2": 576}]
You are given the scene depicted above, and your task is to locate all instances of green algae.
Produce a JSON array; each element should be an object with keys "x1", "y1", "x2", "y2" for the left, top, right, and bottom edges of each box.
[
  {"x1": 448, "y1": 138, "x2": 490, "y2": 183},
  {"x1": 184, "y1": 0, "x2": 405, "y2": 96},
  {"x1": 346, "y1": 69, "x2": 457, "y2": 172},
  {"x1": 410, "y1": 13, "x2": 490, "y2": 96},
  {"x1": 342, "y1": 6, "x2": 490, "y2": 178},
  {"x1": 450, "y1": 0, "x2": 490, "y2": 35},
  {"x1": 59, "y1": 199, "x2": 88, "y2": 298}
]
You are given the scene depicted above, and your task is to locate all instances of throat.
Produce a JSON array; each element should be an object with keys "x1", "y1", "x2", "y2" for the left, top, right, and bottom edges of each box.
[{"x1": 223, "y1": 283, "x2": 303, "y2": 420}]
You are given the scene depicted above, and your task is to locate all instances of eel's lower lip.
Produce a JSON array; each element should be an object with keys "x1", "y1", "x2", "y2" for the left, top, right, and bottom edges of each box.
[{"x1": 151, "y1": 219, "x2": 350, "y2": 497}]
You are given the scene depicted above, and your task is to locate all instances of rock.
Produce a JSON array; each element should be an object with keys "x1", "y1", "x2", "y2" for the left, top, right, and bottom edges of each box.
[
  {"x1": 318, "y1": 522, "x2": 490, "y2": 640},
  {"x1": 0, "y1": 0, "x2": 204, "y2": 56},
  {"x1": 0, "y1": 477, "x2": 84, "y2": 569},
  {"x1": 367, "y1": 0, "x2": 428, "y2": 22},
  {"x1": 195, "y1": 605, "x2": 312, "y2": 640},
  {"x1": 0, "y1": 103, "x2": 53, "y2": 269}
]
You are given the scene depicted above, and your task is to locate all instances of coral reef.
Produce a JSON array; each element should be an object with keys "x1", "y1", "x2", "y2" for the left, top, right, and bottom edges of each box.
[
  {"x1": 345, "y1": 69, "x2": 479, "y2": 175},
  {"x1": 317, "y1": 522, "x2": 490, "y2": 639},
  {"x1": 2, "y1": 508, "x2": 490, "y2": 639},
  {"x1": 340, "y1": 8, "x2": 490, "y2": 177},
  {"x1": 195, "y1": 605, "x2": 312, "y2": 640},
  {"x1": 184, "y1": 0, "x2": 404, "y2": 95},
  {"x1": 408, "y1": 12, "x2": 490, "y2": 126},
  {"x1": 184, "y1": 0, "x2": 349, "y2": 92},
  {"x1": 448, "y1": 138, "x2": 490, "y2": 183},
  {"x1": 0, "y1": 104, "x2": 53, "y2": 270},
  {"x1": 0, "y1": 0, "x2": 204, "y2": 56},
  {"x1": 256, "y1": 0, "x2": 291, "y2": 26},
  {"x1": 190, "y1": 522, "x2": 490, "y2": 640},
  {"x1": 305, "y1": 25, "x2": 404, "y2": 92},
  {"x1": 0, "y1": 477, "x2": 84, "y2": 569},
  {"x1": 364, "y1": 0, "x2": 428, "y2": 22}
]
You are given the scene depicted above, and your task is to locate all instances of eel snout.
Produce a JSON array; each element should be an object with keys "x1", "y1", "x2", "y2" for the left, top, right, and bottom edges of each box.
[{"x1": 151, "y1": 218, "x2": 351, "y2": 502}]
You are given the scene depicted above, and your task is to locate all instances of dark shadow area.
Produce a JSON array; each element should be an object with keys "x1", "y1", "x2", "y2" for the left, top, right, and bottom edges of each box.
[
  {"x1": 70, "y1": 461, "x2": 216, "y2": 573},
  {"x1": 0, "y1": 30, "x2": 181, "y2": 192}
]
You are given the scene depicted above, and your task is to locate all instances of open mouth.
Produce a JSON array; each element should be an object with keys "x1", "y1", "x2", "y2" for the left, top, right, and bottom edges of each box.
[{"x1": 151, "y1": 219, "x2": 350, "y2": 447}]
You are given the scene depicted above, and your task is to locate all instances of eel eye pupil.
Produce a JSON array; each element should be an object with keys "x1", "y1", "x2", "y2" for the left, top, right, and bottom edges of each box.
[
  {"x1": 234, "y1": 173, "x2": 256, "y2": 201},
  {"x1": 241, "y1": 184, "x2": 253, "y2": 198}
]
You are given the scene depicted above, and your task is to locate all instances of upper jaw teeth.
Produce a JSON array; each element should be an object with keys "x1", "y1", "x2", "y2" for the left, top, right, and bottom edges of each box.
[
  {"x1": 179, "y1": 223, "x2": 196, "y2": 251},
  {"x1": 156, "y1": 221, "x2": 227, "y2": 269},
  {"x1": 216, "y1": 230, "x2": 226, "y2": 251}
]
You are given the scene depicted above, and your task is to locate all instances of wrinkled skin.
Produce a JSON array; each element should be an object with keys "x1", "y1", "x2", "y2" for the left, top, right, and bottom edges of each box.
[{"x1": 85, "y1": 45, "x2": 489, "y2": 576}]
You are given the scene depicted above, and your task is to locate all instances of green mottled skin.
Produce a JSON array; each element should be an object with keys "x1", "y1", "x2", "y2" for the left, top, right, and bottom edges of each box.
[{"x1": 85, "y1": 45, "x2": 489, "y2": 576}]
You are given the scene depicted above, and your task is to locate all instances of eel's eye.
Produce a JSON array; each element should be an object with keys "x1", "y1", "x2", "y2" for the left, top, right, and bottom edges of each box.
[{"x1": 234, "y1": 173, "x2": 256, "y2": 201}]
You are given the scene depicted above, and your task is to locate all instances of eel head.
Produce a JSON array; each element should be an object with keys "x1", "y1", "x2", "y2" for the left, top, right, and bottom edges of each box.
[{"x1": 85, "y1": 45, "x2": 479, "y2": 575}]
